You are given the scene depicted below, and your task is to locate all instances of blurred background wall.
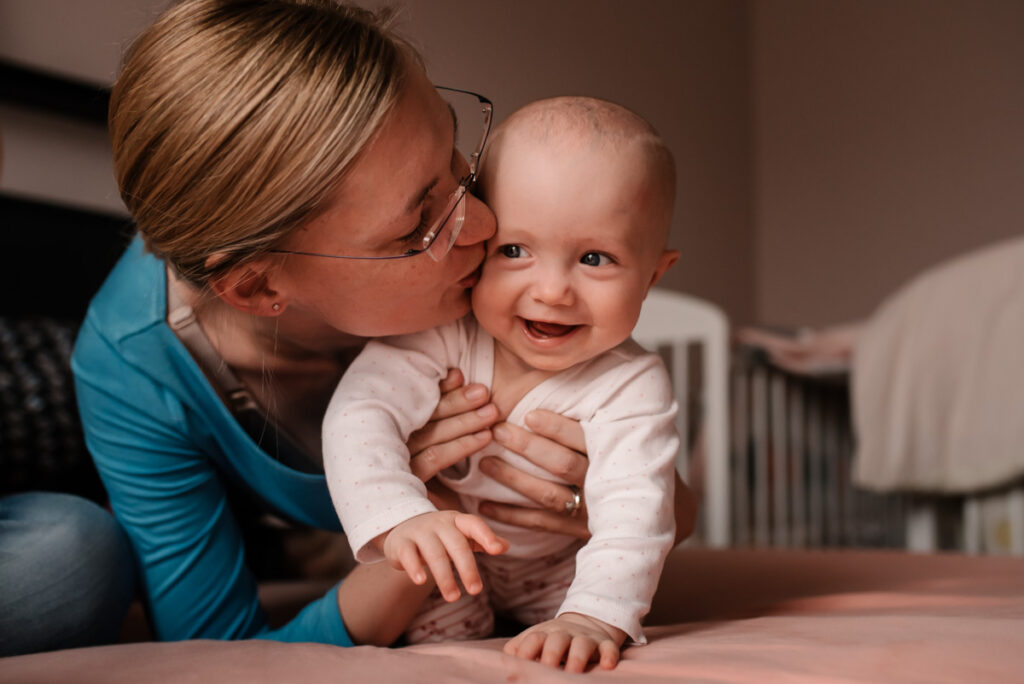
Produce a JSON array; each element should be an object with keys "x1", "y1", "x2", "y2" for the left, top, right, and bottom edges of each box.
[{"x1": 1, "y1": 0, "x2": 1021, "y2": 327}]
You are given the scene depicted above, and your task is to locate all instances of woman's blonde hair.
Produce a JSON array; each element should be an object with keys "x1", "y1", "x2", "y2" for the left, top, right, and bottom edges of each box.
[{"x1": 109, "y1": 0, "x2": 414, "y2": 285}]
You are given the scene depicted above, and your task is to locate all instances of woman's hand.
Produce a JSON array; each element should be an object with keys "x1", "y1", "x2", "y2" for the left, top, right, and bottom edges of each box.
[
  {"x1": 477, "y1": 410, "x2": 592, "y2": 540},
  {"x1": 482, "y1": 411, "x2": 699, "y2": 546},
  {"x1": 406, "y1": 371, "x2": 698, "y2": 545},
  {"x1": 407, "y1": 369, "x2": 499, "y2": 485}
]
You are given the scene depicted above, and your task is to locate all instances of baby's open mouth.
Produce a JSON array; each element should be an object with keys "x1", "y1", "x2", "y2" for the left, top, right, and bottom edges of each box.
[{"x1": 524, "y1": 319, "x2": 579, "y2": 338}]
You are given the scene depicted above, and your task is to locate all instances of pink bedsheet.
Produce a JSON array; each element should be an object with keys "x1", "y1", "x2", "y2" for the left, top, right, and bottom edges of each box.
[{"x1": 5, "y1": 548, "x2": 1023, "y2": 682}]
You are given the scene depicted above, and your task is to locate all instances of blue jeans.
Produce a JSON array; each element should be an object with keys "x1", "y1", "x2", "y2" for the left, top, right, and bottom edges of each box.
[{"x1": 0, "y1": 492, "x2": 135, "y2": 656}]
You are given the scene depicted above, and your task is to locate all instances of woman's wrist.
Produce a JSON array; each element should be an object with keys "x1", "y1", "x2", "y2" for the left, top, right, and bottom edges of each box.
[{"x1": 337, "y1": 560, "x2": 435, "y2": 646}]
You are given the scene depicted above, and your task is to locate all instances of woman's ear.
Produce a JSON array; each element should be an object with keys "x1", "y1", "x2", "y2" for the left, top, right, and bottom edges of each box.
[
  {"x1": 647, "y1": 249, "x2": 681, "y2": 292},
  {"x1": 207, "y1": 256, "x2": 285, "y2": 316}
]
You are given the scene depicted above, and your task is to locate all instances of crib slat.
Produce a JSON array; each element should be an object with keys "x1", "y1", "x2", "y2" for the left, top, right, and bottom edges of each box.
[
  {"x1": 789, "y1": 382, "x2": 806, "y2": 548},
  {"x1": 671, "y1": 342, "x2": 689, "y2": 479},
  {"x1": 731, "y1": 367, "x2": 750, "y2": 547},
  {"x1": 751, "y1": 368, "x2": 770, "y2": 547},
  {"x1": 770, "y1": 373, "x2": 788, "y2": 547},
  {"x1": 1008, "y1": 487, "x2": 1024, "y2": 556},
  {"x1": 807, "y1": 394, "x2": 823, "y2": 547},
  {"x1": 963, "y1": 496, "x2": 982, "y2": 555}
]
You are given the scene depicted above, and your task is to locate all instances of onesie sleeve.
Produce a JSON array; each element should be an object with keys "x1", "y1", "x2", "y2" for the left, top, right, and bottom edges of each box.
[
  {"x1": 557, "y1": 353, "x2": 678, "y2": 643},
  {"x1": 322, "y1": 321, "x2": 465, "y2": 562},
  {"x1": 72, "y1": 315, "x2": 351, "y2": 646}
]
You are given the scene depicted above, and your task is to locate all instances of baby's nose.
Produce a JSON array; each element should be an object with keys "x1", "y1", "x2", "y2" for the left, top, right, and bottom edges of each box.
[{"x1": 530, "y1": 269, "x2": 575, "y2": 306}]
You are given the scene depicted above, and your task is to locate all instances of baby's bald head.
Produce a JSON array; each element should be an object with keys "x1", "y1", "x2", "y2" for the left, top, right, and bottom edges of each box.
[{"x1": 480, "y1": 96, "x2": 676, "y2": 248}]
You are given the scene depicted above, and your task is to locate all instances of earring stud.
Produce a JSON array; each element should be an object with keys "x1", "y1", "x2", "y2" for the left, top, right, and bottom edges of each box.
[{"x1": 272, "y1": 303, "x2": 281, "y2": 312}]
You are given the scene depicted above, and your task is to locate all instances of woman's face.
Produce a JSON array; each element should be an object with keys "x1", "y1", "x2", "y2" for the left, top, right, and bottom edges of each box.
[{"x1": 273, "y1": 66, "x2": 495, "y2": 338}]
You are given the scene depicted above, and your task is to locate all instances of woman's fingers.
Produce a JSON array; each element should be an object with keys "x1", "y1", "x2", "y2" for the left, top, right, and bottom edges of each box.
[
  {"x1": 437, "y1": 368, "x2": 465, "y2": 396},
  {"x1": 408, "y1": 401, "x2": 498, "y2": 457},
  {"x1": 432, "y1": 380, "x2": 490, "y2": 422},
  {"x1": 492, "y1": 419, "x2": 587, "y2": 486},
  {"x1": 479, "y1": 501, "x2": 591, "y2": 540},
  {"x1": 524, "y1": 409, "x2": 587, "y2": 452},
  {"x1": 410, "y1": 429, "x2": 493, "y2": 482},
  {"x1": 479, "y1": 455, "x2": 584, "y2": 514}
]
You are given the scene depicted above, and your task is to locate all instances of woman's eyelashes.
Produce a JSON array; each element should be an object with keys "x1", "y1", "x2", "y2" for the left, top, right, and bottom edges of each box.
[{"x1": 397, "y1": 218, "x2": 430, "y2": 248}]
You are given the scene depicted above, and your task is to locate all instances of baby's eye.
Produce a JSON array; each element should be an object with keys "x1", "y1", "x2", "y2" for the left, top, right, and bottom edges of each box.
[
  {"x1": 499, "y1": 244, "x2": 528, "y2": 259},
  {"x1": 580, "y1": 251, "x2": 613, "y2": 267}
]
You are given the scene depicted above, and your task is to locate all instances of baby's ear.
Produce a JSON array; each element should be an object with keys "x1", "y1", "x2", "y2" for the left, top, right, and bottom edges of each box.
[{"x1": 647, "y1": 249, "x2": 680, "y2": 291}]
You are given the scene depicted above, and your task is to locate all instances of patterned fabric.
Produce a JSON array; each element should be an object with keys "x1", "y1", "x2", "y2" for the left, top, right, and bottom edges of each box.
[
  {"x1": 404, "y1": 541, "x2": 582, "y2": 644},
  {"x1": 326, "y1": 315, "x2": 679, "y2": 642},
  {"x1": 0, "y1": 317, "x2": 104, "y2": 502}
]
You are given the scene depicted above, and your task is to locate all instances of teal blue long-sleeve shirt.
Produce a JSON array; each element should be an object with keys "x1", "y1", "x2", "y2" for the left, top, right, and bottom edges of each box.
[{"x1": 71, "y1": 238, "x2": 352, "y2": 646}]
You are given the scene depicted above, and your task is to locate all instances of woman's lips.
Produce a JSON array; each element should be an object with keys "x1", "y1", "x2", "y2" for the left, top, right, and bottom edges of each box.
[{"x1": 458, "y1": 266, "x2": 481, "y2": 289}]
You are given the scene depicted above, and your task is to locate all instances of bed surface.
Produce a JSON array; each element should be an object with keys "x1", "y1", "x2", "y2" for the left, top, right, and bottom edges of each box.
[{"x1": 5, "y1": 547, "x2": 1023, "y2": 683}]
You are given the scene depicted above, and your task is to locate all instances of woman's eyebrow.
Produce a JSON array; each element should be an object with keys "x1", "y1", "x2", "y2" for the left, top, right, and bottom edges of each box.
[
  {"x1": 400, "y1": 103, "x2": 459, "y2": 215},
  {"x1": 404, "y1": 177, "x2": 438, "y2": 214},
  {"x1": 449, "y1": 102, "x2": 460, "y2": 141}
]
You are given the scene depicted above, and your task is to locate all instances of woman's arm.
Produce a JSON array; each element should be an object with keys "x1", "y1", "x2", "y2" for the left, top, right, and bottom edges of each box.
[
  {"x1": 74, "y1": 320, "x2": 351, "y2": 646},
  {"x1": 336, "y1": 557, "x2": 435, "y2": 646}
]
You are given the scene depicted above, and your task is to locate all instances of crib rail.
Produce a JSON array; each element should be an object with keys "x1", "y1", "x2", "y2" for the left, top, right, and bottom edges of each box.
[
  {"x1": 728, "y1": 345, "x2": 1023, "y2": 555},
  {"x1": 729, "y1": 346, "x2": 908, "y2": 550}
]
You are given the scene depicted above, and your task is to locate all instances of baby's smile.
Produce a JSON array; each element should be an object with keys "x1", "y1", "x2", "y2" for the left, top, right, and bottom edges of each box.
[{"x1": 522, "y1": 318, "x2": 580, "y2": 339}]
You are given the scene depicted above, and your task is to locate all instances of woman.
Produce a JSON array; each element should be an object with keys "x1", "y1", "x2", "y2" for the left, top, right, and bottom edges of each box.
[{"x1": 66, "y1": 0, "x2": 696, "y2": 649}]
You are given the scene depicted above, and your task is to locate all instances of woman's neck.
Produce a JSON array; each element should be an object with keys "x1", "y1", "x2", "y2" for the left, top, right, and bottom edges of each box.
[
  {"x1": 170, "y1": 271, "x2": 364, "y2": 373},
  {"x1": 169, "y1": 272, "x2": 364, "y2": 462}
]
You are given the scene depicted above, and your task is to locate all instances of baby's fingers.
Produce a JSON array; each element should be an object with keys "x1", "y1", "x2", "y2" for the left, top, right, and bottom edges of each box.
[
  {"x1": 508, "y1": 630, "x2": 546, "y2": 662},
  {"x1": 392, "y1": 542, "x2": 428, "y2": 585},
  {"x1": 453, "y1": 513, "x2": 509, "y2": 556},
  {"x1": 597, "y1": 639, "x2": 620, "y2": 670},
  {"x1": 539, "y1": 632, "x2": 572, "y2": 669},
  {"x1": 418, "y1": 536, "x2": 461, "y2": 602},
  {"x1": 565, "y1": 637, "x2": 599, "y2": 674},
  {"x1": 438, "y1": 526, "x2": 483, "y2": 596}
]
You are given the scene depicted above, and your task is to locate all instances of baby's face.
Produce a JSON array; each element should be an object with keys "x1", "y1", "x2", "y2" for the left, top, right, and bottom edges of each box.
[{"x1": 472, "y1": 140, "x2": 674, "y2": 372}]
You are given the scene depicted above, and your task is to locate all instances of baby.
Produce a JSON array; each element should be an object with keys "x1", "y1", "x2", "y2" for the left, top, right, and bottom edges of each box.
[{"x1": 324, "y1": 96, "x2": 681, "y2": 671}]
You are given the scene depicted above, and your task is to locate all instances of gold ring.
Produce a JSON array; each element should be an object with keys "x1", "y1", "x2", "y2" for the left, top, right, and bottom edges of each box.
[{"x1": 564, "y1": 485, "x2": 582, "y2": 517}]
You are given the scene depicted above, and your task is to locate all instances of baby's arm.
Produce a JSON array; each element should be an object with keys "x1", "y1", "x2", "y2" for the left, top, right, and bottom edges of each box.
[
  {"x1": 379, "y1": 511, "x2": 509, "y2": 602},
  {"x1": 504, "y1": 612, "x2": 627, "y2": 673},
  {"x1": 510, "y1": 351, "x2": 679, "y2": 669}
]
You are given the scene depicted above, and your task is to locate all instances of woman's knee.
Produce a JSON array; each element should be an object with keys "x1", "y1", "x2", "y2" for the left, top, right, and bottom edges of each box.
[{"x1": 0, "y1": 492, "x2": 136, "y2": 656}]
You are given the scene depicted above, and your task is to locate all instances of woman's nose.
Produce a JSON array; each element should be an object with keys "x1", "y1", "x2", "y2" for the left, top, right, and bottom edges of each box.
[{"x1": 455, "y1": 192, "x2": 496, "y2": 247}]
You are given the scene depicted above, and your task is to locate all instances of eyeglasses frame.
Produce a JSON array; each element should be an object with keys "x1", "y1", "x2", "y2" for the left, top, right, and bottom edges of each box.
[{"x1": 269, "y1": 86, "x2": 493, "y2": 262}]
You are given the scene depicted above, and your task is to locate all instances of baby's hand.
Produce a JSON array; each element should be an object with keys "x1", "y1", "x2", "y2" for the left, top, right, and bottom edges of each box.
[
  {"x1": 381, "y1": 511, "x2": 508, "y2": 602},
  {"x1": 503, "y1": 612, "x2": 628, "y2": 673}
]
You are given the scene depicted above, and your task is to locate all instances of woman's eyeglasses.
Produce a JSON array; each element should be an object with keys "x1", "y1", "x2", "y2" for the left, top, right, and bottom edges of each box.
[{"x1": 270, "y1": 86, "x2": 493, "y2": 263}]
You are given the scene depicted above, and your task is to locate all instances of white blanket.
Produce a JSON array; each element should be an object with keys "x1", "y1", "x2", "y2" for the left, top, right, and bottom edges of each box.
[{"x1": 852, "y1": 235, "x2": 1024, "y2": 493}]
